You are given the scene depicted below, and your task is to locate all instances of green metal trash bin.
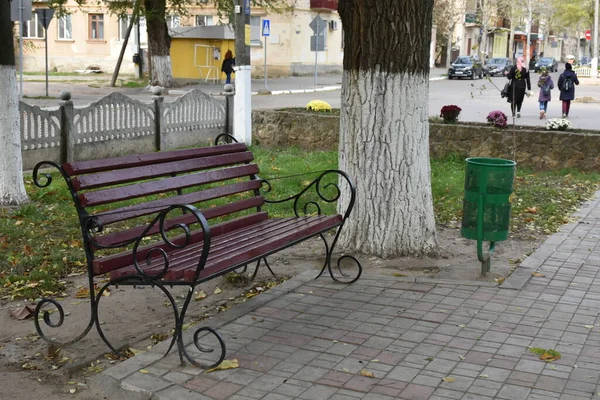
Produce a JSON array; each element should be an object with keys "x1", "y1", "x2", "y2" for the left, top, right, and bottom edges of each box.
[{"x1": 461, "y1": 157, "x2": 516, "y2": 274}]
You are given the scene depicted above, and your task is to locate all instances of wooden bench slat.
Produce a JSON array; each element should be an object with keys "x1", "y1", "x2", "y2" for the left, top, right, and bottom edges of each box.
[
  {"x1": 92, "y1": 212, "x2": 269, "y2": 275},
  {"x1": 91, "y1": 180, "x2": 263, "y2": 226},
  {"x1": 64, "y1": 143, "x2": 248, "y2": 175},
  {"x1": 79, "y1": 164, "x2": 259, "y2": 207},
  {"x1": 188, "y1": 215, "x2": 340, "y2": 281},
  {"x1": 106, "y1": 215, "x2": 342, "y2": 281},
  {"x1": 92, "y1": 196, "x2": 265, "y2": 248},
  {"x1": 72, "y1": 152, "x2": 255, "y2": 191},
  {"x1": 155, "y1": 218, "x2": 303, "y2": 278}
]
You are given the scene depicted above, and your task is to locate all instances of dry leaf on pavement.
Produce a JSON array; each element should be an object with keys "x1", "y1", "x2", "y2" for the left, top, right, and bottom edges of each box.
[
  {"x1": 10, "y1": 305, "x2": 35, "y2": 320},
  {"x1": 531, "y1": 272, "x2": 545, "y2": 277},
  {"x1": 206, "y1": 359, "x2": 239, "y2": 373},
  {"x1": 359, "y1": 370, "x2": 375, "y2": 378},
  {"x1": 442, "y1": 377, "x2": 456, "y2": 382}
]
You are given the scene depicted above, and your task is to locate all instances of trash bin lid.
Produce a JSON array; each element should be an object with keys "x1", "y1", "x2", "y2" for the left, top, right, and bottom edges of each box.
[{"x1": 465, "y1": 157, "x2": 516, "y2": 167}]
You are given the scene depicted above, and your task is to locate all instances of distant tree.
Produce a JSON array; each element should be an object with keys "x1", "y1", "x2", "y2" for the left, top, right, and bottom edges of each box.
[
  {"x1": 337, "y1": 0, "x2": 438, "y2": 257},
  {"x1": 434, "y1": 0, "x2": 464, "y2": 67},
  {"x1": 0, "y1": 3, "x2": 28, "y2": 205}
]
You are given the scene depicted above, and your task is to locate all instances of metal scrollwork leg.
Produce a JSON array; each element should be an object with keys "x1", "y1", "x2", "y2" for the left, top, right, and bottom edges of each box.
[
  {"x1": 175, "y1": 287, "x2": 227, "y2": 369},
  {"x1": 250, "y1": 258, "x2": 279, "y2": 281},
  {"x1": 93, "y1": 277, "x2": 181, "y2": 359},
  {"x1": 34, "y1": 298, "x2": 96, "y2": 346},
  {"x1": 315, "y1": 232, "x2": 362, "y2": 284}
]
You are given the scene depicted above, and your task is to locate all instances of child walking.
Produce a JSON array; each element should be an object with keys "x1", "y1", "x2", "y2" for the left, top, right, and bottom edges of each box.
[
  {"x1": 537, "y1": 68, "x2": 554, "y2": 119},
  {"x1": 558, "y1": 63, "x2": 579, "y2": 118}
]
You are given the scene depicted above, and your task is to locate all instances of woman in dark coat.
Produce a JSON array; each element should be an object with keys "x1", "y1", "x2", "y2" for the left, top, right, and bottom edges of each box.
[
  {"x1": 506, "y1": 56, "x2": 531, "y2": 118},
  {"x1": 221, "y1": 50, "x2": 235, "y2": 84},
  {"x1": 537, "y1": 68, "x2": 554, "y2": 119},
  {"x1": 557, "y1": 62, "x2": 580, "y2": 118}
]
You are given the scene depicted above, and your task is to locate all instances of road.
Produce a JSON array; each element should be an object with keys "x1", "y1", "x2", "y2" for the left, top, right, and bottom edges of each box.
[
  {"x1": 22, "y1": 70, "x2": 600, "y2": 130},
  {"x1": 252, "y1": 72, "x2": 600, "y2": 130}
]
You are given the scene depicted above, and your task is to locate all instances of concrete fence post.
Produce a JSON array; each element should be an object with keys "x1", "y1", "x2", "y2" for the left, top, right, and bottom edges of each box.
[
  {"x1": 153, "y1": 87, "x2": 165, "y2": 151},
  {"x1": 59, "y1": 90, "x2": 74, "y2": 164}
]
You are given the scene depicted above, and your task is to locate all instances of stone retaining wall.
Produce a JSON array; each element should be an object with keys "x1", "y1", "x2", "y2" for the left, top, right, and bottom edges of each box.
[{"x1": 252, "y1": 110, "x2": 600, "y2": 171}]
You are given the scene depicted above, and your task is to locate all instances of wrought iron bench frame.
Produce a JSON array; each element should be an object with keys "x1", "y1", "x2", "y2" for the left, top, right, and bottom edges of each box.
[{"x1": 32, "y1": 135, "x2": 362, "y2": 369}]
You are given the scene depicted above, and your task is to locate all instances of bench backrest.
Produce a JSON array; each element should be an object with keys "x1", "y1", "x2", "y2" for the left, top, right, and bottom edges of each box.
[{"x1": 61, "y1": 143, "x2": 265, "y2": 271}]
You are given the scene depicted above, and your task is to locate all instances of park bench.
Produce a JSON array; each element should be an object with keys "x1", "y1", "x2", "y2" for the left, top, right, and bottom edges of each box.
[{"x1": 32, "y1": 136, "x2": 362, "y2": 368}]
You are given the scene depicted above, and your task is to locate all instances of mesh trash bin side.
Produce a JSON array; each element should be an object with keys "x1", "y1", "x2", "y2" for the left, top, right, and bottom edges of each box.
[{"x1": 461, "y1": 158, "x2": 516, "y2": 242}]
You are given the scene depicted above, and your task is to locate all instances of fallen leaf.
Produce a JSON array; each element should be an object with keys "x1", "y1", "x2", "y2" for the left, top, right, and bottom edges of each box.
[
  {"x1": 139, "y1": 369, "x2": 149, "y2": 374},
  {"x1": 478, "y1": 374, "x2": 489, "y2": 378},
  {"x1": 442, "y1": 377, "x2": 456, "y2": 382},
  {"x1": 458, "y1": 355, "x2": 466, "y2": 361},
  {"x1": 360, "y1": 370, "x2": 375, "y2": 378},
  {"x1": 532, "y1": 272, "x2": 545, "y2": 277},
  {"x1": 213, "y1": 287, "x2": 222, "y2": 295},
  {"x1": 585, "y1": 325, "x2": 594, "y2": 329},
  {"x1": 102, "y1": 288, "x2": 111, "y2": 297},
  {"x1": 74, "y1": 287, "x2": 90, "y2": 299},
  {"x1": 206, "y1": 359, "x2": 239, "y2": 373},
  {"x1": 129, "y1": 348, "x2": 144, "y2": 355},
  {"x1": 10, "y1": 305, "x2": 35, "y2": 320},
  {"x1": 370, "y1": 359, "x2": 380, "y2": 363},
  {"x1": 195, "y1": 291, "x2": 207, "y2": 301},
  {"x1": 458, "y1": 324, "x2": 466, "y2": 328},
  {"x1": 540, "y1": 352, "x2": 561, "y2": 362},
  {"x1": 69, "y1": 389, "x2": 76, "y2": 394}
]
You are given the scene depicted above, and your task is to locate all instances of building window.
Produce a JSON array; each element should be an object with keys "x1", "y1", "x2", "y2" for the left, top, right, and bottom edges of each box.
[
  {"x1": 118, "y1": 15, "x2": 131, "y2": 40},
  {"x1": 22, "y1": 13, "x2": 44, "y2": 39},
  {"x1": 89, "y1": 14, "x2": 104, "y2": 40},
  {"x1": 166, "y1": 15, "x2": 180, "y2": 28},
  {"x1": 250, "y1": 16, "x2": 261, "y2": 45},
  {"x1": 58, "y1": 15, "x2": 72, "y2": 40},
  {"x1": 195, "y1": 15, "x2": 213, "y2": 26}
]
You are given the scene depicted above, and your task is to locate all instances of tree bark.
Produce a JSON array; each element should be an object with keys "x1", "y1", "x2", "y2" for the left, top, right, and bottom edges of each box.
[
  {"x1": 337, "y1": 0, "x2": 438, "y2": 258},
  {"x1": 144, "y1": 0, "x2": 176, "y2": 87},
  {"x1": 0, "y1": 5, "x2": 28, "y2": 205}
]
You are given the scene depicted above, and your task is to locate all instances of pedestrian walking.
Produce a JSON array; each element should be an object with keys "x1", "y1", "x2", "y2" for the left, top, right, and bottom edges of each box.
[
  {"x1": 221, "y1": 50, "x2": 235, "y2": 85},
  {"x1": 537, "y1": 68, "x2": 554, "y2": 119},
  {"x1": 557, "y1": 62, "x2": 579, "y2": 118},
  {"x1": 506, "y1": 56, "x2": 531, "y2": 118}
]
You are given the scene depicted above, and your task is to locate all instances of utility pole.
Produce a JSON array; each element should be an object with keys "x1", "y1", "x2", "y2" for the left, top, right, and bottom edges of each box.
[{"x1": 593, "y1": 0, "x2": 599, "y2": 78}]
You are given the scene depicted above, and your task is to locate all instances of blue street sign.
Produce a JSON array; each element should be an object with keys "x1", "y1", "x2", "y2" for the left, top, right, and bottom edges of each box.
[
  {"x1": 262, "y1": 19, "x2": 270, "y2": 37},
  {"x1": 244, "y1": 0, "x2": 250, "y2": 15}
]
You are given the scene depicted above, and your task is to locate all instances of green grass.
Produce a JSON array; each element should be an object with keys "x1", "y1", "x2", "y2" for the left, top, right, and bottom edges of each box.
[
  {"x1": 119, "y1": 80, "x2": 148, "y2": 88},
  {"x1": 1, "y1": 147, "x2": 599, "y2": 300}
]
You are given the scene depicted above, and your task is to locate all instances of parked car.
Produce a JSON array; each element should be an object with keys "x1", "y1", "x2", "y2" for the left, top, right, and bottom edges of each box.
[
  {"x1": 483, "y1": 57, "x2": 513, "y2": 77},
  {"x1": 534, "y1": 57, "x2": 558, "y2": 72},
  {"x1": 448, "y1": 56, "x2": 484, "y2": 80}
]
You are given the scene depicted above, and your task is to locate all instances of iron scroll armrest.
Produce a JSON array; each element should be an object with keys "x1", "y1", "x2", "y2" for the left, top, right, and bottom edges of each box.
[
  {"x1": 128, "y1": 204, "x2": 212, "y2": 282},
  {"x1": 259, "y1": 169, "x2": 357, "y2": 220}
]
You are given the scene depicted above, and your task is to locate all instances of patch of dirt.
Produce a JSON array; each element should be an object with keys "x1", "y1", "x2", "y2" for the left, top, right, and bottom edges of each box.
[{"x1": 0, "y1": 226, "x2": 543, "y2": 399}]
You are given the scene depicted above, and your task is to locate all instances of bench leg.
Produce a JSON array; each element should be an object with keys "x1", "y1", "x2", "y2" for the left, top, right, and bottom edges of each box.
[
  {"x1": 315, "y1": 232, "x2": 362, "y2": 284},
  {"x1": 34, "y1": 272, "x2": 100, "y2": 349},
  {"x1": 250, "y1": 257, "x2": 280, "y2": 281},
  {"x1": 175, "y1": 286, "x2": 227, "y2": 369}
]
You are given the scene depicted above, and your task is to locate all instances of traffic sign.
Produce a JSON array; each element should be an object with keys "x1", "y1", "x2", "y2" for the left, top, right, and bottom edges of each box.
[
  {"x1": 262, "y1": 19, "x2": 270, "y2": 37},
  {"x1": 309, "y1": 15, "x2": 326, "y2": 35},
  {"x1": 35, "y1": 8, "x2": 54, "y2": 29},
  {"x1": 585, "y1": 29, "x2": 592, "y2": 41}
]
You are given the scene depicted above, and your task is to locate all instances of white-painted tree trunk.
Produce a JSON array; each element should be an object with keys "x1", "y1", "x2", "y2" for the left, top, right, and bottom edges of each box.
[
  {"x1": 337, "y1": 69, "x2": 437, "y2": 258},
  {"x1": 151, "y1": 55, "x2": 175, "y2": 88},
  {"x1": 0, "y1": 65, "x2": 28, "y2": 205}
]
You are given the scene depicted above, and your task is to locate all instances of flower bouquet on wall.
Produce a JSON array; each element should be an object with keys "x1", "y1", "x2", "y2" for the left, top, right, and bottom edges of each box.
[
  {"x1": 546, "y1": 118, "x2": 571, "y2": 131},
  {"x1": 440, "y1": 105, "x2": 462, "y2": 124},
  {"x1": 486, "y1": 110, "x2": 508, "y2": 128}
]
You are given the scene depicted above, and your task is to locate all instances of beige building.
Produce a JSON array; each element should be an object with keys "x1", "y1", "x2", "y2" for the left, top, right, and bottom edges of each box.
[{"x1": 19, "y1": 0, "x2": 343, "y2": 77}]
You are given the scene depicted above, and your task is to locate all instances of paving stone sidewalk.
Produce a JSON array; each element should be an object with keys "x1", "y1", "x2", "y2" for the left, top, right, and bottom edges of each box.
[{"x1": 97, "y1": 192, "x2": 600, "y2": 400}]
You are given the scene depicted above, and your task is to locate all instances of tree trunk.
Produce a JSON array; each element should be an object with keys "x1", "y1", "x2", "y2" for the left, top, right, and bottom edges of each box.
[
  {"x1": 0, "y1": 7, "x2": 28, "y2": 205},
  {"x1": 144, "y1": 0, "x2": 175, "y2": 87},
  {"x1": 337, "y1": 0, "x2": 438, "y2": 258},
  {"x1": 446, "y1": 27, "x2": 454, "y2": 68}
]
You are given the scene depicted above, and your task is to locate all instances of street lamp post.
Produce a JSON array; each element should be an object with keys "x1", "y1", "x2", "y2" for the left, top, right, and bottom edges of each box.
[{"x1": 593, "y1": 0, "x2": 599, "y2": 78}]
